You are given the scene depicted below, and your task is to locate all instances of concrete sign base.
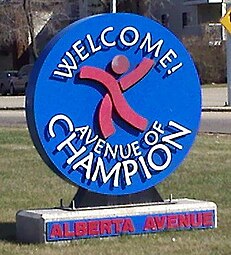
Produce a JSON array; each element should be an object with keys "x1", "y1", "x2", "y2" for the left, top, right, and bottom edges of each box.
[{"x1": 16, "y1": 198, "x2": 217, "y2": 243}]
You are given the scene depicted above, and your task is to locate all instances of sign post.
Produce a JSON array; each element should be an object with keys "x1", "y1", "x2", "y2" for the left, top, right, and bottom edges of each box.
[
  {"x1": 16, "y1": 13, "x2": 217, "y2": 243},
  {"x1": 112, "y1": 0, "x2": 117, "y2": 13}
]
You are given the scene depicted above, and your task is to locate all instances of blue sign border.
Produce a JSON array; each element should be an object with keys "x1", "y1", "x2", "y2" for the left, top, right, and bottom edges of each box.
[{"x1": 26, "y1": 13, "x2": 201, "y2": 195}]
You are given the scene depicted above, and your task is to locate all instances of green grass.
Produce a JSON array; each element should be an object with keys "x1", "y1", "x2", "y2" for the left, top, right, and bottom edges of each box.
[{"x1": 0, "y1": 128, "x2": 231, "y2": 255}]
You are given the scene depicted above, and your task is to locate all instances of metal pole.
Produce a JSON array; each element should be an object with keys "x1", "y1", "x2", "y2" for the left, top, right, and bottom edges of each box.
[
  {"x1": 227, "y1": 33, "x2": 231, "y2": 105},
  {"x1": 226, "y1": 4, "x2": 231, "y2": 105},
  {"x1": 112, "y1": 0, "x2": 117, "y2": 13}
]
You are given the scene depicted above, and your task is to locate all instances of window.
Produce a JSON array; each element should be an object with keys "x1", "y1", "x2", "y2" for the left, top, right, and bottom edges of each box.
[
  {"x1": 161, "y1": 14, "x2": 169, "y2": 27},
  {"x1": 182, "y1": 12, "x2": 188, "y2": 28}
]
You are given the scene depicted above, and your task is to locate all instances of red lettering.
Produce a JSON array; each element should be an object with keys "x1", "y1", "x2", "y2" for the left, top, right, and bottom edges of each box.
[
  {"x1": 88, "y1": 221, "x2": 99, "y2": 236},
  {"x1": 154, "y1": 216, "x2": 166, "y2": 230},
  {"x1": 63, "y1": 223, "x2": 74, "y2": 238},
  {"x1": 203, "y1": 212, "x2": 214, "y2": 227},
  {"x1": 178, "y1": 214, "x2": 191, "y2": 228},
  {"x1": 100, "y1": 220, "x2": 112, "y2": 235},
  {"x1": 50, "y1": 224, "x2": 63, "y2": 238},
  {"x1": 112, "y1": 219, "x2": 123, "y2": 233},
  {"x1": 74, "y1": 222, "x2": 87, "y2": 237},
  {"x1": 190, "y1": 213, "x2": 202, "y2": 227},
  {"x1": 121, "y1": 218, "x2": 135, "y2": 233},
  {"x1": 143, "y1": 216, "x2": 156, "y2": 231},
  {"x1": 167, "y1": 215, "x2": 178, "y2": 229}
]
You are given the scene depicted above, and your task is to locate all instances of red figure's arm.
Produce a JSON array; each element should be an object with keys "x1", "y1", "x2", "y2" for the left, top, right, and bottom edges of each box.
[
  {"x1": 79, "y1": 66, "x2": 148, "y2": 132},
  {"x1": 119, "y1": 58, "x2": 154, "y2": 91}
]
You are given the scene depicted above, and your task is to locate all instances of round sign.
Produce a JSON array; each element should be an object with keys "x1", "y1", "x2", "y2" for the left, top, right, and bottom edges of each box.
[{"x1": 26, "y1": 13, "x2": 201, "y2": 195}]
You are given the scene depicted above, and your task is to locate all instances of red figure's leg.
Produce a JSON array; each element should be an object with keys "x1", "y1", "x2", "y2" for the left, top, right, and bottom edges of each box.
[
  {"x1": 99, "y1": 94, "x2": 115, "y2": 139},
  {"x1": 119, "y1": 58, "x2": 154, "y2": 91},
  {"x1": 80, "y1": 67, "x2": 148, "y2": 132}
]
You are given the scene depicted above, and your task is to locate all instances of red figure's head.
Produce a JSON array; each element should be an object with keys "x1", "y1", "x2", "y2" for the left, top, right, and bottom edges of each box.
[{"x1": 111, "y1": 55, "x2": 130, "y2": 75}]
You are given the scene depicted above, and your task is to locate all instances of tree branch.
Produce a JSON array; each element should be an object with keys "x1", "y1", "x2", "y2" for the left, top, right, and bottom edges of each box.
[{"x1": 23, "y1": 0, "x2": 38, "y2": 60}]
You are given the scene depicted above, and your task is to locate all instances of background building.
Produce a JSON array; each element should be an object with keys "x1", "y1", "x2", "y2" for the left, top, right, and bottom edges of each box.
[{"x1": 150, "y1": 0, "x2": 230, "y2": 43}]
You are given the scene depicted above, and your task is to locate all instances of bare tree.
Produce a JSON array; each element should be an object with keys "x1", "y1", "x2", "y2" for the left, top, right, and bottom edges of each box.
[
  {"x1": 0, "y1": 0, "x2": 168, "y2": 69},
  {"x1": 22, "y1": 0, "x2": 71, "y2": 60},
  {"x1": 98, "y1": 0, "x2": 110, "y2": 12},
  {"x1": 97, "y1": 0, "x2": 147, "y2": 14},
  {"x1": 97, "y1": 0, "x2": 168, "y2": 17},
  {"x1": 0, "y1": 3, "x2": 29, "y2": 68},
  {"x1": 0, "y1": 0, "x2": 73, "y2": 68},
  {"x1": 23, "y1": 0, "x2": 38, "y2": 59}
]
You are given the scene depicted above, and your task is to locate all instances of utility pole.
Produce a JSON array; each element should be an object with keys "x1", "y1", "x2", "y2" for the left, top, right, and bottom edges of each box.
[
  {"x1": 220, "y1": 2, "x2": 231, "y2": 105},
  {"x1": 112, "y1": 0, "x2": 116, "y2": 13},
  {"x1": 227, "y1": 4, "x2": 231, "y2": 106}
]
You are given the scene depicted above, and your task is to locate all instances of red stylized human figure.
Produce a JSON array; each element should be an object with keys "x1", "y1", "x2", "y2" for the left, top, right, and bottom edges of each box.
[{"x1": 79, "y1": 55, "x2": 154, "y2": 138}]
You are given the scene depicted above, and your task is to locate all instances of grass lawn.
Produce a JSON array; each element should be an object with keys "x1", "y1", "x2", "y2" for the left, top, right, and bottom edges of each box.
[{"x1": 0, "y1": 127, "x2": 230, "y2": 255}]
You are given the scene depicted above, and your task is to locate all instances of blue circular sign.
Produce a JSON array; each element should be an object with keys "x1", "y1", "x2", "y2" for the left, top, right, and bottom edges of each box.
[{"x1": 26, "y1": 13, "x2": 201, "y2": 195}]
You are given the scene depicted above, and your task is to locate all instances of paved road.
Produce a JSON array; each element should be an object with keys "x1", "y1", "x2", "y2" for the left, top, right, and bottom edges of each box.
[
  {"x1": 0, "y1": 110, "x2": 26, "y2": 127},
  {"x1": 0, "y1": 87, "x2": 228, "y2": 109},
  {"x1": 0, "y1": 87, "x2": 231, "y2": 133},
  {"x1": 200, "y1": 112, "x2": 231, "y2": 134},
  {"x1": 1, "y1": 110, "x2": 230, "y2": 134}
]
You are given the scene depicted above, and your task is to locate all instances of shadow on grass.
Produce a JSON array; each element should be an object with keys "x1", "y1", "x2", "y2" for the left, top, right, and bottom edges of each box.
[{"x1": 0, "y1": 222, "x2": 16, "y2": 242}]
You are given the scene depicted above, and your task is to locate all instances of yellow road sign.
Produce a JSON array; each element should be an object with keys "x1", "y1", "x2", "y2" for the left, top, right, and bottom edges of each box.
[{"x1": 220, "y1": 8, "x2": 231, "y2": 34}]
